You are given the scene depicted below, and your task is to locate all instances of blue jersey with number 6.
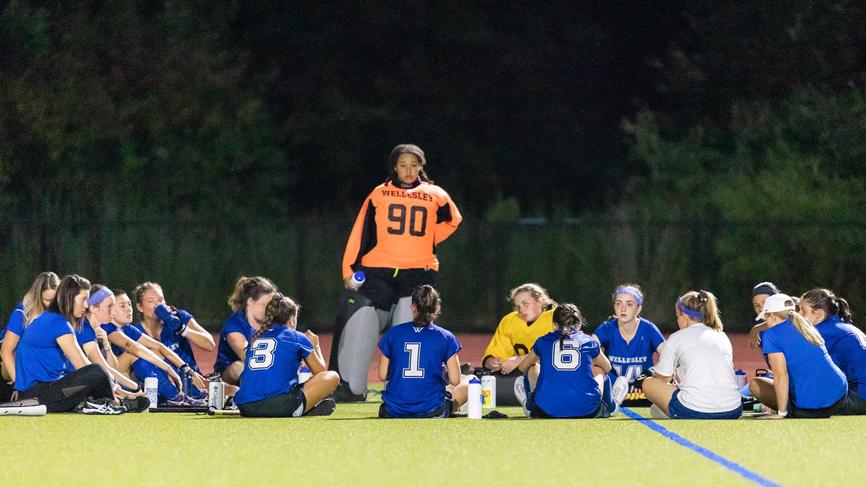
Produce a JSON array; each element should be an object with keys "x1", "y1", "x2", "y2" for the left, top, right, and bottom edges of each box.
[
  {"x1": 378, "y1": 322, "x2": 462, "y2": 418},
  {"x1": 533, "y1": 331, "x2": 601, "y2": 418},
  {"x1": 594, "y1": 317, "x2": 664, "y2": 384},
  {"x1": 235, "y1": 325, "x2": 313, "y2": 406}
]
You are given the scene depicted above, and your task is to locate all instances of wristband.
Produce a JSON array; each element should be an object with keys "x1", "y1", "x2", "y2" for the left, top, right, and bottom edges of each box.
[
  {"x1": 777, "y1": 410, "x2": 788, "y2": 417},
  {"x1": 179, "y1": 363, "x2": 191, "y2": 373},
  {"x1": 180, "y1": 324, "x2": 190, "y2": 337}
]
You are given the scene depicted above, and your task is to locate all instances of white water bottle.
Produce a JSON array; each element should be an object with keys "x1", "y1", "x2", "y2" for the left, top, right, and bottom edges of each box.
[
  {"x1": 481, "y1": 375, "x2": 496, "y2": 408},
  {"x1": 144, "y1": 375, "x2": 159, "y2": 410},
  {"x1": 467, "y1": 377, "x2": 482, "y2": 419},
  {"x1": 297, "y1": 365, "x2": 312, "y2": 384},
  {"x1": 348, "y1": 271, "x2": 366, "y2": 291}
]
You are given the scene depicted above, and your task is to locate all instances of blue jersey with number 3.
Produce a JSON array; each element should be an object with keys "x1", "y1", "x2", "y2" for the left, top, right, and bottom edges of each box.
[
  {"x1": 235, "y1": 325, "x2": 313, "y2": 406},
  {"x1": 378, "y1": 322, "x2": 462, "y2": 418},
  {"x1": 533, "y1": 331, "x2": 602, "y2": 418},
  {"x1": 594, "y1": 317, "x2": 664, "y2": 384}
]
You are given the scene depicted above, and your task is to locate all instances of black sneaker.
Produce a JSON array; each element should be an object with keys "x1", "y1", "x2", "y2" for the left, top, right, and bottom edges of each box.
[
  {"x1": 305, "y1": 398, "x2": 336, "y2": 416},
  {"x1": 122, "y1": 396, "x2": 151, "y2": 413},
  {"x1": 333, "y1": 381, "x2": 366, "y2": 403},
  {"x1": 76, "y1": 398, "x2": 125, "y2": 415}
]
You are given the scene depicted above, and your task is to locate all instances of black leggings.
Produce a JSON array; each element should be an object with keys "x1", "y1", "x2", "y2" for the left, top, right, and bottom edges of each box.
[{"x1": 19, "y1": 364, "x2": 115, "y2": 413}]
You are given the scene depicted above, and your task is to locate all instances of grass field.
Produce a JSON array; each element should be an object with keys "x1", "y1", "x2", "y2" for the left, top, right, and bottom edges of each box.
[{"x1": 2, "y1": 394, "x2": 866, "y2": 487}]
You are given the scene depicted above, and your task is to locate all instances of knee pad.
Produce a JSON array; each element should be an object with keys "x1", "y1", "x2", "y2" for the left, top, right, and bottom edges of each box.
[
  {"x1": 336, "y1": 304, "x2": 382, "y2": 395},
  {"x1": 391, "y1": 296, "x2": 413, "y2": 325},
  {"x1": 329, "y1": 291, "x2": 375, "y2": 372}
]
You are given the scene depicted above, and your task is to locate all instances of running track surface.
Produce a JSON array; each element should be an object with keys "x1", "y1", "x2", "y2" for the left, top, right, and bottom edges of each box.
[{"x1": 193, "y1": 333, "x2": 767, "y2": 383}]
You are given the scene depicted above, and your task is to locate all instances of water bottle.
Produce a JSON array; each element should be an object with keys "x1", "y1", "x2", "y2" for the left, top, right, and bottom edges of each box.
[
  {"x1": 208, "y1": 377, "x2": 225, "y2": 410},
  {"x1": 481, "y1": 374, "x2": 496, "y2": 408},
  {"x1": 144, "y1": 374, "x2": 159, "y2": 410},
  {"x1": 298, "y1": 365, "x2": 312, "y2": 384},
  {"x1": 735, "y1": 369, "x2": 747, "y2": 390},
  {"x1": 467, "y1": 377, "x2": 482, "y2": 419},
  {"x1": 182, "y1": 369, "x2": 192, "y2": 397},
  {"x1": 347, "y1": 271, "x2": 366, "y2": 291}
]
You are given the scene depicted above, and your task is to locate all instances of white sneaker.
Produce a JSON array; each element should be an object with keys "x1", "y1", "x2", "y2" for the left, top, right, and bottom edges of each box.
[{"x1": 612, "y1": 376, "x2": 629, "y2": 406}]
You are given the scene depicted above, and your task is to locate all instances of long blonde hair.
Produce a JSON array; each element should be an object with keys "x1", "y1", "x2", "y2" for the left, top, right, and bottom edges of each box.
[
  {"x1": 677, "y1": 290, "x2": 724, "y2": 331},
  {"x1": 22, "y1": 272, "x2": 60, "y2": 325},
  {"x1": 768, "y1": 307, "x2": 824, "y2": 346}
]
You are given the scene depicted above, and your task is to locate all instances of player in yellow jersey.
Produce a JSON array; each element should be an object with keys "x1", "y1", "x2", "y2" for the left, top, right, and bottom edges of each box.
[
  {"x1": 481, "y1": 283, "x2": 556, "y2": 406},
  {"x1": 331, "y1": 144, "x2": 462, "y2": 401}
]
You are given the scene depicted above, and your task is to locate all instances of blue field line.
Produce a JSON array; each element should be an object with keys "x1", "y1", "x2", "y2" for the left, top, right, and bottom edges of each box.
[{"x1": 620, "y1": 407, "x2": 780, "y2": 487}]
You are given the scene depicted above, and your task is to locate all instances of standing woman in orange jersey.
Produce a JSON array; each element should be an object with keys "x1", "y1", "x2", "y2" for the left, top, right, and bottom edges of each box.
[{"x1": 330, "y1": 144, "x2": 462, "y2": 401}]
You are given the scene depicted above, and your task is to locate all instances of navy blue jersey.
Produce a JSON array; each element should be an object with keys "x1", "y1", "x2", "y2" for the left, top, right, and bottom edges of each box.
[
  {"x1": 594, "y1": 317, "x2": 664, "y2": 383},
  {"x1": 816, "y1": 315, "x2": 866, "y2": 397},
  {"x1": 14, "y1": 312, "x2": 74, "y2": 391},
  {"x1": 214, "y1": 311, "x2": 254, "y2": 372},
  {"x1": 762, "y1": 319, "x2": 847, "y2": 408},
  {"x1": 378, "y1": 322, "x2": 462, "y2": 418},
  {"x1": 235, "y1": 325, "x2": 313, "y2": 405},
  {"x1": 0, "y1": 302, "x2": 25, "y2": 344},
  {"x1": 134, "y1": 317, "x2": 199, "y2": 372},
  {"x1": 533, "y1": 331, "x2": 602, "y2": 418}
]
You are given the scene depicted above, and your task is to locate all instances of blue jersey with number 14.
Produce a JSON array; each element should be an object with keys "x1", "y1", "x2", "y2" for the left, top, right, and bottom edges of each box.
[
  {"x1": 378, "y1": 322, "x2": 462, "y2": 418},
  {"x1": 235, "y1": 325, "x2": 313, "y2": 406},
  {"x1": 594, "y1": 317, "x2": 664, "y2": 383}
]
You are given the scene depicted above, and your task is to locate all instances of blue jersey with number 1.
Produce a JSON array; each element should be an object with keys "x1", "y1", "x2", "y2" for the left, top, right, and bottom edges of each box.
[
  {"x1": 594, "y1": 317, "x2": 664, "y2": 383},
  {"x1": 533, "y1": 331, "x2": 602, "y2": 418},
  {"x1": 235, "y1": 325, "x2": 313, "y2": 405},
  {"x1": 378, "y1": 322, "x2": 462, "y2": 418}
]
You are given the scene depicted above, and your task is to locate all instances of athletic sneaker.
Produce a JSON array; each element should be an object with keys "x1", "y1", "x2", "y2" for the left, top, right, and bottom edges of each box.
[
  {"x1": 76, "y1": 398, "x2": 126, "y2": 415},
  {"x1": 122, "y1": 396, "x2": 151, "y2": 413},
  {"x1": 612, "y1": 376, "x2": 629, "y2": 406},
  {"x1": 165, "y1": 394, "x2": 207, "y2": 407},
  {"x1": 305, "y1": 398, "x2": 337, "y2": 417},
  {"x1": 514, "y1": 376, "x2": 531, "y2": 417},
  {"x1": 333, "y1": 381, "x2": 367, "y2": 403}
]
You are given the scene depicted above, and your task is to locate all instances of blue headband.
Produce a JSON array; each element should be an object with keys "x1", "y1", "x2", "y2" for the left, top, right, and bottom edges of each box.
[
  {"x1": 676, "y1": 300, "x2": 703, "y2": 320},
  {"x1": 87, "y1": 287, "x2": 113, "y2": 307},
  {"x1": 614, "y1": 286, "x2": 644, "y2": 306}
]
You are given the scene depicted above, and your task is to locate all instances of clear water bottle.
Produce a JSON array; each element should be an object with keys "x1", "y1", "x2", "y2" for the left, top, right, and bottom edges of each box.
[
  {"x1": 298, "y1": 365, "x2": 312, "y2": 383},
  {"x1": 144, "y1": 374, "x2": 158, "y2": 410},
  {"x1": 348, "y1": 271, "x2": 366, "y2": 291},
  {"x1": 467, "y1": 377, "x2": 482, "y2": 419},
  {"x1": 208, "y1": 376, "x2": 225, "y2": 410}
]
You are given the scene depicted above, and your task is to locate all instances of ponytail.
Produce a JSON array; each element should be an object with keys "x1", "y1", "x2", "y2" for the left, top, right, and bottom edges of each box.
[
  {"x1": 249, "y1": 292, "x2": 300, "y2": 345},
  {"x1": 770, "y1": 309, "x2": 824, "y2": 346},
  {"x1": 227, "y1": 276, "x2": 277, "y2": 312},
  {"x1": 552, "y1": 304, "x2": 586, "y2": 344},
  {"x1": 412, "y1": 285, "x2": 441, "y2": 327},
  {"x1": 801, "y1": 288, "x2": 855, "y2": 323},
  {"x1": 677, "y1": 290, "x2": 724, "y2": 331}
]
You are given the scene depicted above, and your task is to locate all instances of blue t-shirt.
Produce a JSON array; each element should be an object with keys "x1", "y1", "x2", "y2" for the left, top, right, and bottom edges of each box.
[
  {"x1": 816, "y1": 315, "x2": 866, "y2": 397},
  {"x1": 14, "y1": 311, "x2": 75, "y2": 391},
  {"x1": 378, "y1": 322, "x2": 462, "y2": 418},
  {"x1": 594, "y1": 317, "x2": 665, "y2": 383},
  {"x1": 762, "y1": 319, "x2": 847, "y2": 409},
  {"x1": 133, "y1": 315, "x2": 199, "y2": 372},
  {"x1": 106, "y1": 323, "x2": 144, "y2": 357},
  {"x1": 533, "y1": 331, "x2": 603, "y2": 417},
  {"x1": 0, "y1": 302, "x2": 26, "y2": 344},
  {"x1": 235, "y1": 325, "x2": 313, "y2": 405},
  {"x1": 214, "y1": 311, "x2": 254, "y2": 373}
]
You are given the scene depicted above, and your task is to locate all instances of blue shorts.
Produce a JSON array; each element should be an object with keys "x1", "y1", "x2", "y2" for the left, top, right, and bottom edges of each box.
[
  {"x1": 379, "y1": 392, "x2": 453, "y2": 418},
  {"x1": 668, "y1": 390, "x2": 742, "y2": 420}
]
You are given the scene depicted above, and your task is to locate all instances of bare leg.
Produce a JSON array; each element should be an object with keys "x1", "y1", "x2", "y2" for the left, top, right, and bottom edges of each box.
[
  {"x1": 449, "y1": 383, "x2": 469, "y2": 411},
  {"x1": 527, "y1": 363, "x2": 540, "y2": 391},
  {"x1": 749, "y1": 377, "x2": 777, "y2": 410},
  {"x1": 302, "y1": 371, "x2": 340, "y2": 413},
  {"x1": 221, "y1": 361, "x2": 244, "y2": 386},
  {"x1": 643, "y1": 376, "x2": 677, "y2": 417},
  {"x1": 117, "y1": 352, "x2": 137, "y2": 375}
]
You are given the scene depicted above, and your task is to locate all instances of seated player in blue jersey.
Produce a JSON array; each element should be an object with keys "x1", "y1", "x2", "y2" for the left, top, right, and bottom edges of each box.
[
  {"x1": 235, "y1": 293, "x2": 340, "y2": 417},
  {"x1": 800, "y1": 289, "x2": 866, "y2": 415},
  {"x1": 592, "y1": 284, "x2": 665, "y2": 392},
  {"x1": 214, "y1": 276, "x2": 277, "y2": 387},
  {"x1": 102, "y1": 289, "x2": 186, "y2": 395},
  {"x1": 518, "y1": 303, "x2": 628, "y2": 419},
  {"x1": 748, "y1": 294, "x2": 848, "y2": 419},
  {"x1": 378, "y1": 285, "x2": 469, "y2": 418},
  {"x1": 14, "y1": 275, "x2": 125, "y2": 414},
  {"x1": 747, "y1": 281, "x2": 782, "y2": 351},
  {"x1": 643, "y1": 290, "x2": 742, "y2": 419},
  {"x1": 1, "y1": 272, "x2": 60, "y2": 400},
  {"x1": 132, "y1": 282, "x2": 211, "y2": 404}
]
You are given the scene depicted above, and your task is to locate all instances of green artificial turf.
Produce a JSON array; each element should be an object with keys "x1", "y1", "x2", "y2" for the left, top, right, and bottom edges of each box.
[{"x1": 1, "y1": 399, "x2": 864, "y2": 486}]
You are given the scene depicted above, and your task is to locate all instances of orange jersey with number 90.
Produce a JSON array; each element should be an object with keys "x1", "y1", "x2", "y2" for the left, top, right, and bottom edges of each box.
[{"x1": 342, "y1": 180, "x2": 462, "y2": 279}]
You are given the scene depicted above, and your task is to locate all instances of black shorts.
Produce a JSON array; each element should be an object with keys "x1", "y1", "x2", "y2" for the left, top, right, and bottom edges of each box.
[
  {"x1": 529, "y1": 391, "x2": 611, "y2": 419},
  {"x1": 378, "y1": 393, "x2": 453, "y2": 418},
  {"x1": 238, "y1": 384, "x2": 306, "y2": 418},
  {"x1": 359, "y1": 267, "x2": 437, "y2": 311},
  {"x1": 788, "y1": 394, "x2": 845, "y2": 419}
]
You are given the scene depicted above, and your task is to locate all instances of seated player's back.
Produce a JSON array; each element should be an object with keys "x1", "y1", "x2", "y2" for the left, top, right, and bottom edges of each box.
[
  {"x1": 380, "y1": 321, "x2": 460, "y2": 417},
  {"x1": 533, "y1": 330, "x2": 601, "y2": 417},
  {"x1": 235, "y1": 325, "x2": 311, "y2": 405}
]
